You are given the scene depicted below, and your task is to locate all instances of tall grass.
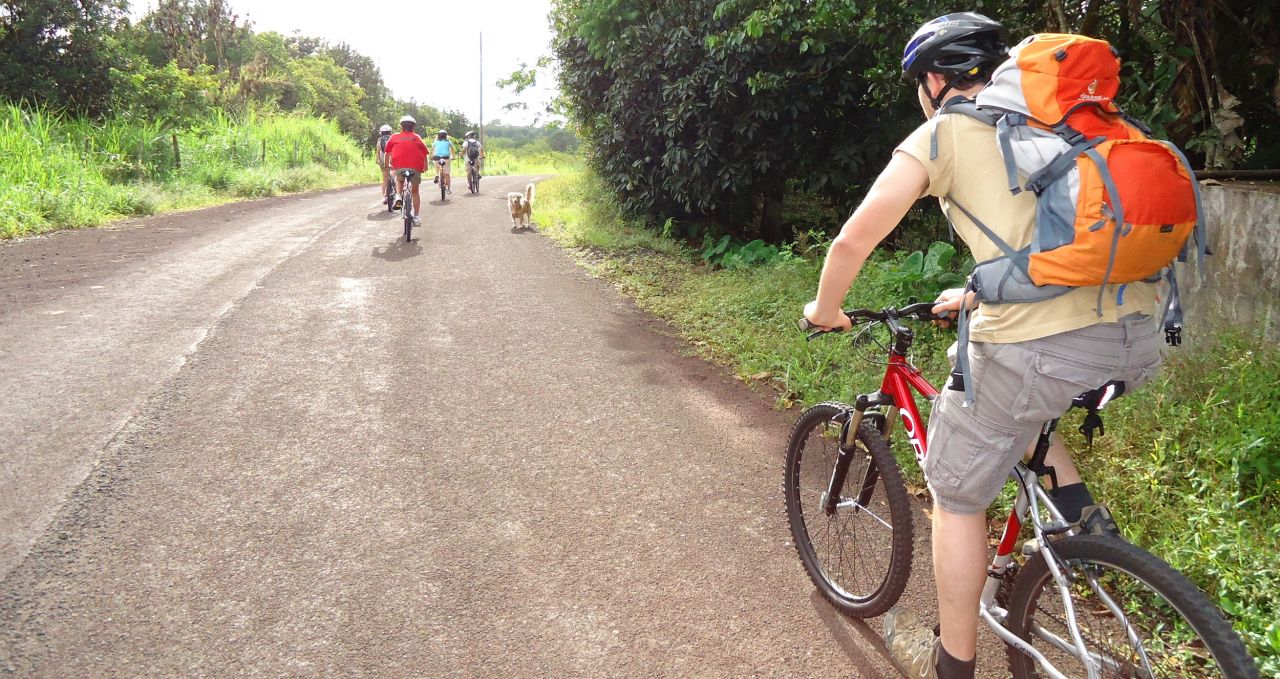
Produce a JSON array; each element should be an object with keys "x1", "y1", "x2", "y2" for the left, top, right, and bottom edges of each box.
[
  {"x1": 1, "y1": 104, "x2": 369, "y2": 239},
  {"x1": 481, "y1": 147, "x2": 582, "y2": 176},
  {"x1": 535, "y1": 169, "x2": 1280, "y2": 676}
]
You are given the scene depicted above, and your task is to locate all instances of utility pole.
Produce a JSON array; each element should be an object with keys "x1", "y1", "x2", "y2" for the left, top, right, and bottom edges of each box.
[{"x1": 479, "y1": 32, "x2": 484, "y2": 145}]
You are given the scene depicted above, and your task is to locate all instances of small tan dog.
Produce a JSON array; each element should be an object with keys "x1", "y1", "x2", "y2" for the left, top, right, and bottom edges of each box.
[{"x1": 508, "y1": 182, "x2": 535, "y2": 229}]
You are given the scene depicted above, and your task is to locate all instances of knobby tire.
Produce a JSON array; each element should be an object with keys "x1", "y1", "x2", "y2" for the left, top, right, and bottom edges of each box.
[
  {"x1": 784, "y1": 402, "x2": 914, "y2": 618},
  {"x1": 402, "y1": 183, "x2": 413, "y2": 243},
  {"x1": 1005, "y1": 534, "x2": 1258, "y2": 678}
]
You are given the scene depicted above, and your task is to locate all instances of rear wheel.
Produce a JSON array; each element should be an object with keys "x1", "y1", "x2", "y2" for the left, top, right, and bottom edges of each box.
[
  {"x1": 402, "y1": 187, "x2": 413, "y2": 242},
  {"x1": 1005, "y1": 535, "x2": 1258, "y2": 678},
  {"x1": 440, "y1": 167, "x2": 447, "y2": 202},
  {"x1": 784, "y1": 402, "x2": 914, "y2": 618},
  {"x1": 385, "y1": 178, "x2": 395, "y2": 212}
]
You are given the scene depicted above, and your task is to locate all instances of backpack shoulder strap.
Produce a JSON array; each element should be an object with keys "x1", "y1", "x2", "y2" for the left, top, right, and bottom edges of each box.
[
  {"x1": 937, "y1": 99, "x2": 1030, "y2": 195},
  {"x1": 936, "y1": 98, "x2": 1000, "y2": 126}
]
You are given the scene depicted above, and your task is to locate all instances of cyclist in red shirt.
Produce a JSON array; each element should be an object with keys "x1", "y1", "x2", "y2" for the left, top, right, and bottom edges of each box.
[{"x1": 382, "y1": 115, "x2": 429, "y2": 226}]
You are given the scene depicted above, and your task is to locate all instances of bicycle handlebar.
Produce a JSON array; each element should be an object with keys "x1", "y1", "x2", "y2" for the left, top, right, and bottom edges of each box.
[{"x1": 797, "y1": 302, "x2": 949, "y2": 339}]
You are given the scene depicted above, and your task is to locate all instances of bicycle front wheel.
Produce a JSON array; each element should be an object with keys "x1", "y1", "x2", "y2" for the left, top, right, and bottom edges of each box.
[
  {"x1": 784, "y1": 402, "x2": 914, "y2": 618},
  {"x1": 1005, "y1": 534, "x2": 1258, "y2": 678}
]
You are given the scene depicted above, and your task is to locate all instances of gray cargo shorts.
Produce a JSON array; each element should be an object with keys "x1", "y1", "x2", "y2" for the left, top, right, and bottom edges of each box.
[{"x1": 925, "y1": 314, "x2": 1163, "y2": 515}]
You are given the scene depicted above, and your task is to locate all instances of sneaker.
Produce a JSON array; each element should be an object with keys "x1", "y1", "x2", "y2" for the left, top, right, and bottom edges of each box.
[
  {"x1": 447, "y1": 187, "x2": 452, "y2": 194},
  {"x1": 433, "y1": 176, "x2": 439, "y2": 184},
  {"x1": 883, "y1": 607, "x2": 939, "y2": 679},
  {"x1": 413, "y1": 216, "x2": 421, "y2": 227},
  {"x1": 392, "y1": 199, "x2": 403, "y2": 210},
  {"x1": 1077, "y1": 504, "x2": 1120, "y2": 537}
]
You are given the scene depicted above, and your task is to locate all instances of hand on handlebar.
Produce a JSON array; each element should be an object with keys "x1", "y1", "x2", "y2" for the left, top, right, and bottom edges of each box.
[
  {"x1": 803, "y1": 300, "x2": 853, "y2": 333},
  {"x1": 930, "y1": 288, "x2": 976, "y2": 329}
]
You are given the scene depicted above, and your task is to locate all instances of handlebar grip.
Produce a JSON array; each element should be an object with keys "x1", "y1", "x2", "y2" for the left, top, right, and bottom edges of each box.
[{"x1": 798, "y1": 317, "x2": 843, "y2": 340}]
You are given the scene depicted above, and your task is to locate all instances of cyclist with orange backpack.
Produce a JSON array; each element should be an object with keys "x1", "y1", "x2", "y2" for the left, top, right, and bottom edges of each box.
[{"x1": 801, "y1": 13, "x2": 1202, "y2": 679}]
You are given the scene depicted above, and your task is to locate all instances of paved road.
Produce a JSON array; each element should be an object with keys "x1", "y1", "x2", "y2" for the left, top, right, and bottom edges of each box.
[{"x1": 0, "y1": 177, "x2": 949, "y2": 676}]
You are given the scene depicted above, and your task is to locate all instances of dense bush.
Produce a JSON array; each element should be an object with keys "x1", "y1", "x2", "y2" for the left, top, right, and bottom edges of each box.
[{"x1": 550, "y1": 0, "x2": 1280, "y2": 241}]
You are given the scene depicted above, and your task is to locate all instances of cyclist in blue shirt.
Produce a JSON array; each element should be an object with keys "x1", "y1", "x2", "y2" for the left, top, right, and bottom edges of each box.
[{"x1": 431, "y1": 129, "x2": 454, "y2": 194}]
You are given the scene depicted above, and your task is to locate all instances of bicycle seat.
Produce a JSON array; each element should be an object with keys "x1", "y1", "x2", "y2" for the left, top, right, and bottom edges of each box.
[
  {"x1": 1071, "y1": 381, "x2": 1125, "y2": 411},
  {"x1": 399, "y1": 169, "x2": 416, "y2": 177}
]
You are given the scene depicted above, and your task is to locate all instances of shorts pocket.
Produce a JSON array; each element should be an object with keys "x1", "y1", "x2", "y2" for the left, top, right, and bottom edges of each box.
[
  {"x1": 926, "y1": 397, "x2": 1018, "y2": 499},
  {"x1": 1019, "y1": 349, "x2": 1113, "y2": 423}
]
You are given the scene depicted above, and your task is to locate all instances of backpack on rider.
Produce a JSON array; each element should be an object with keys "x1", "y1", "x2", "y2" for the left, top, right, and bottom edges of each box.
[{"x1": 934, "y1": 33, "x2": 1208, "y2": 405}]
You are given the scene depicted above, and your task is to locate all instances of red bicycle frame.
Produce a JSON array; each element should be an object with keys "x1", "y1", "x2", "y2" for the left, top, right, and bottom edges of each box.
[
  {"x1": 880, "y1": 351, "x2": 939, "y2": 468},
  {"x1": 864, "y1": 335, "x2": 1026, "y2": 561}
]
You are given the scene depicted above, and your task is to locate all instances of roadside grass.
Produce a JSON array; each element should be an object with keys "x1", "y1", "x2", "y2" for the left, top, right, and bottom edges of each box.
[
  {"x1": 481, "y1": 147, "x2": 582, "y2": 177},
  {"x1": 1, "y1": 104, "x2": 369, "y2": 239},
  {"x1": 535, "y1": 169, "x2": 1280, "y2": 675}
]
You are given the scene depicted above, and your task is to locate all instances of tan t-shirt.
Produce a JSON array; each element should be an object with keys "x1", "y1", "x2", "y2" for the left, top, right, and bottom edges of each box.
[{"x1": 896, "y1": 113, "x2": 1158, "y2": 343}]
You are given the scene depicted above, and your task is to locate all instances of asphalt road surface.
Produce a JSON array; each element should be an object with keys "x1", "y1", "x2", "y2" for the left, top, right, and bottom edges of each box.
[{"x1": 0, "y1": 176, "x2": 958, "y2": 677}]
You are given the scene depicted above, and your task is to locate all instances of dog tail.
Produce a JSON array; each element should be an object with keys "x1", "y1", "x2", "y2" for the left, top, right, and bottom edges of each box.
[{"x1": 525, "y1": 182, "x2": 535, "y2": 205}]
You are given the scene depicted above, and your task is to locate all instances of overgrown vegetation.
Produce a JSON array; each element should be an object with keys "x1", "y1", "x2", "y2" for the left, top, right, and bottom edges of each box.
[
  {"x1": 535, "y1": 169, "x2": 1280, "y2": 676},
  {"x1": 0, "y1": 104, "x2": 366, "y2": 238},
  {"x1": 0, "y1": 0, "x2": 491, "y2": 238},
  {"x1": 548, "y1": 0, "x2": 1279, "y2": 241},
  {"x1": 479, "y1": 123, "x2": 584, "y2": 177},
  {"x1": 1, "y1": 0, "x2": 474, "y2": 140}
]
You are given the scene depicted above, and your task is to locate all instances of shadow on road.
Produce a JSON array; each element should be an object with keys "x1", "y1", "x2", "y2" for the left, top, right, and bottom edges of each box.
[
  {"x1": 371, "y1": 237, "x2": 423, "y2": 262},
  {"x1": 509, "y1": 225, "x2": 536, "y2": 235},
  {"x1": 366, "y1": 210, "x2": 396, "y2": 222},
  {"x1": 810, "y1": 591, "x2": 899, "y2": 677}
]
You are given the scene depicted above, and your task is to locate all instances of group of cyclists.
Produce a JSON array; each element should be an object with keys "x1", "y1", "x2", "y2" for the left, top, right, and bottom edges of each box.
[{"x1": 374, "y1": 115, "x2": 485, "y2": 225}]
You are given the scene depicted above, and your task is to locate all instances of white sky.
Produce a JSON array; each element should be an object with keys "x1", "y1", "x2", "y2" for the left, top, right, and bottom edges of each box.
[{"x1": 129, "y1": 0, "x2": 559, "y2": 127}]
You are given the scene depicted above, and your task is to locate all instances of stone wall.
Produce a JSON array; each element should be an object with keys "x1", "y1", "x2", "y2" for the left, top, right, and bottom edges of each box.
[{"x1": 1183, "y1": 182, "x2": 1280, "y2": 341}]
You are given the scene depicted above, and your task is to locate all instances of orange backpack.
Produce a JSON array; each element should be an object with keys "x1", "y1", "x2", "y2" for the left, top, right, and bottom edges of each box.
[{"x1": 937, "y1": 34, "x2": 1207, "y2": 404}]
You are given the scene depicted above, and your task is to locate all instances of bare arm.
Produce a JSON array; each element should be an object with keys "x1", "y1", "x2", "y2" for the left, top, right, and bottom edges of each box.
[{"x1": 804, "y1": 151, "x2": 930, "y2": 330}]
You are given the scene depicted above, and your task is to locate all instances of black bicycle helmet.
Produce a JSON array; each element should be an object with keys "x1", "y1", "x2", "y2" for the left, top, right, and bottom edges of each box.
[
  {"x1": 902, "y1": 13, "x2": 1007, "y2": 78},
  {"x1": 902, "y1": 13, "x2": 1007, "y2": 107}
]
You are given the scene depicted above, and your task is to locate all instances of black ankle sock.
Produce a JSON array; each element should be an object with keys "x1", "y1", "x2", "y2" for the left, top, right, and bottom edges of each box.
[
  {"x1": 935, "y1": 644, "x2": 976, "y2": 679},
  {"x1": 1051, "y1": 482, "x2": 1095, "y2": 523}
]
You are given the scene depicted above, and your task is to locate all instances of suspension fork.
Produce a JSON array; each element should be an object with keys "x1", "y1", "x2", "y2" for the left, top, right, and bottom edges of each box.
[{"x1": 823, "y1": 391, "x2": 897, "y2": 515}]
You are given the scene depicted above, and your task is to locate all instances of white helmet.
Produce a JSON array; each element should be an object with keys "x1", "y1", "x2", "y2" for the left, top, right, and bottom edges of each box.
[
  {"x1": 399, "y1": 115, "x2": 416, "y2": 124},
  {"x1": 379, "y1": 124, "x2": 392, "y2": 134}
]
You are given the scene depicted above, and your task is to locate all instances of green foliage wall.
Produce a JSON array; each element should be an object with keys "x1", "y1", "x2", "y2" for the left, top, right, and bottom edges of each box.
[
  {"x1": 0, "y1": 0, "x2": 130, "y2": 117},
  {"x1": 0, "y1": 0, "x2": 473, "y2": 145},
  {"x1": 551, "y1": 0, "x2": 1280, "y2": 241}
]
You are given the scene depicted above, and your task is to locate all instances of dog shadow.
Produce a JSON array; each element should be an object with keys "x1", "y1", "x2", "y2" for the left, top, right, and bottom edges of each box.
[
  {"x1": 509, "y1": 224, "x2": 536, "y2": 234},
  {"x1": 370, "y1": 237, "x2": 424, "y2": 262}
]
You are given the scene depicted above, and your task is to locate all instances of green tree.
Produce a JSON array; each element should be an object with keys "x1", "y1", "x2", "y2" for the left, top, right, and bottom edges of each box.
[
  {"x1": 0, "y1": 0, "x2": 129, "y2": 116},
  {"x1": 108, "y1": 60, "x2": 218, "y2": 125},
  {"x1": 553, "y1": 0, "x2": 1278, "y2": 242},
  {"x1": 553, "y1": 0, "x2": 908, "y2": 240},
  {"x1": 136, "y1": 0, "x2": 253, "y2": 74},
  {"x1": 291, "y1": 54, "x2": 370, "y2": 137}
]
